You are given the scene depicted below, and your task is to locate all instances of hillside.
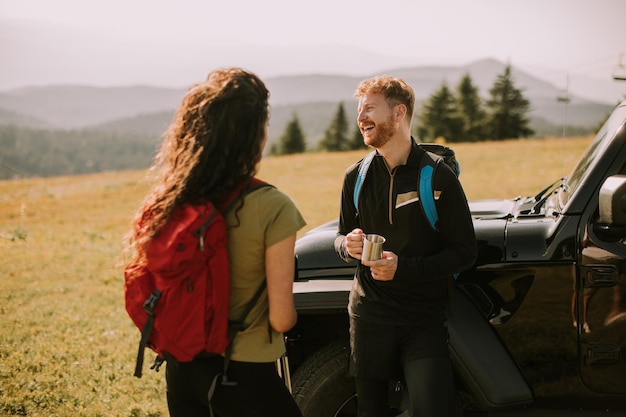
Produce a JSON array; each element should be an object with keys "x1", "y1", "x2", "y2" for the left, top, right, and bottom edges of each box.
[
  {"x1": 0, "y1": 58, "x2": 616, "y2": 180},
  {"x1": 0, "y1": 85, "x2": 185, "y2": 129},
  {"x1": 0, "y1": 59, "x2": 616, "y2": 145}
]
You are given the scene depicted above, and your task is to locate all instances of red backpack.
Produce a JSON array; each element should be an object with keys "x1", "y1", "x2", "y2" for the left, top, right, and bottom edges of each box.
[{"x1": 124, "y1": 178, "x2": 269, "y2": 377}]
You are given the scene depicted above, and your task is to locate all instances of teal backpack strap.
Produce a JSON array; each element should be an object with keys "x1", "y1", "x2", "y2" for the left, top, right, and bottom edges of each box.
[
  {"x1": 353, "y1": 151, "x2": 376, "y2": 216},
  {"x1": 419, "y1": 163, "x2": 438, "y2": 231},
  {"x1": 419, "y1": 149, "x2": 440, "y2": 232},
  {"x1": 419, "y1": 151, "x2": 460, "y2": 281}
]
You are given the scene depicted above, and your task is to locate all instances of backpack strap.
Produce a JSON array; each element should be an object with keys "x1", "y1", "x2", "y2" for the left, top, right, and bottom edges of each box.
[
  {"x1": 419, "y1": 151, "x2": 461, "y2": 284},
  {"x1": 207, "y1": 179, "x2": 272, "y2": 415},
  {"x1": 206, "y1": 281, "x2": 266, "y2": 417},
  {"x1": 133, "y1": 289, "x2": 162, "y2": 378},
  {"x1": 218, "y1": 177, "x2": 272, "y2": 385},
  {"x1": 353, "y1": 151, "x2": 376, "y2": 216},
  {"x1": 418, "y1": 151, "x2": 440, "y2": 232},
  {"x1": 219, "y1": 281, "x2": 268, "y2": 386},
  {"x1": 220, "y1": 177, "x2": 270, "y2": 213}
]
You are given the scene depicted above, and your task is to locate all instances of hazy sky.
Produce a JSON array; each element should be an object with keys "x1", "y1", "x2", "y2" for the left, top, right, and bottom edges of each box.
[{"x1": 2, "y1": 0, "x2": 626, "y2": 92}]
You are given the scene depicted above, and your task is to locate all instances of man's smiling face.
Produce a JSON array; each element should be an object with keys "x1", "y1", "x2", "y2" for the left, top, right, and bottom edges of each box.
[{"x1": 357, "y1": 93, "x2": 398, "y2": 149}]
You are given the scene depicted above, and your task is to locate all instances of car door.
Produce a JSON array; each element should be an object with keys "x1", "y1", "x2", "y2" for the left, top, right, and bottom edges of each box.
[{"x1": 578, "y1": 187, "x2": 626, "y2": 395}]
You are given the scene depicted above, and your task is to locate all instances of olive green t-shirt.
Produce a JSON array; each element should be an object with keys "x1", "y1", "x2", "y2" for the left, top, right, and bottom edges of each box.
[{"x1": 225, "y1": 185, "x2": 306, "y2": 362}]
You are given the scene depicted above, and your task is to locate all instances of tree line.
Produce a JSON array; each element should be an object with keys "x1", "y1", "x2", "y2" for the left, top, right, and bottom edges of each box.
[
  {"x1": 272, "y1": 64, "x2": 534, "y2": 155},
  {"x1": 0, "y1": 125, "x2": 159, "y2": 180}
]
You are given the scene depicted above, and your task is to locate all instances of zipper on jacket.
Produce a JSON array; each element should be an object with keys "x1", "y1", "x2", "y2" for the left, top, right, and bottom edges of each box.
[
  {"x1": 388, "y1": 171, "x2": 395, "y2": 225},
  {"x1": 382, "y1": 158, "x2": 396, "y2": 225}
]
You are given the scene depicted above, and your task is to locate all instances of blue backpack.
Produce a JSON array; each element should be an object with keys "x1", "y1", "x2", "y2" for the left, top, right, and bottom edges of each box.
[{"x1": 353, "y1": 143, "x2": 460, "y2": 232}]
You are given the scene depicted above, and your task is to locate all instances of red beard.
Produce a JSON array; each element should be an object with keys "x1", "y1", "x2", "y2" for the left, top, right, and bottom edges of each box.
[{"x1": 362, "y1": 114, "x2": 397, "y2": 148}]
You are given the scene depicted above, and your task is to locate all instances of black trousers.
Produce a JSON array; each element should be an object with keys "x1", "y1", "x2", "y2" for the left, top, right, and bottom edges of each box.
[
  {"x1": 166, "y1": 356, "x2": 303, "y2": 417},
  {"x1": 355, "y1": 355, "x2": 461, "y2": 417},
  {"x1": 350, "y1": 317, "x2": 461, "y2": 417}
]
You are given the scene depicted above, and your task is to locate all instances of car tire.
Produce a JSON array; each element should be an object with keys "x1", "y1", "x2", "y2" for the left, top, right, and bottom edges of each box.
[
  {"x1": 291, "y1": 341, "x2": 407, "y2": 417},
  {"x1": 291, "y1": 341, "x2": 358, "y2": 417}
]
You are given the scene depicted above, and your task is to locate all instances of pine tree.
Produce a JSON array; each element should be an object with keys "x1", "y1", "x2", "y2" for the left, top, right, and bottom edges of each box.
[
  {"x1": 456, "y1": 73, "x2": 488, "y2": 142},
  {"x1": 274, "y1": 113, "x2": 306, "y2": 155},
  {"x1": 486, "y1": 65, "x2": 534, "y2": 140},
  {"x1": 416, "y1": 83, "x2": 464, "y2": 143},
  {"x1": 318, "y1": 102, "x2": 349, "y2": 151}
]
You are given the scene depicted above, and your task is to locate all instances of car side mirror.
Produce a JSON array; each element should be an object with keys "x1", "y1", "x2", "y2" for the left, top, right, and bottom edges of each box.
[{"x1": 595, "y1": 175, "x2": 626, "y2": 240}]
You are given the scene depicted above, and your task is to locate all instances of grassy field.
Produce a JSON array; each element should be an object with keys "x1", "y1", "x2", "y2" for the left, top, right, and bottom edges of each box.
[{"x1": 0, "y1": 136, "x2": 592, "y2": 416}]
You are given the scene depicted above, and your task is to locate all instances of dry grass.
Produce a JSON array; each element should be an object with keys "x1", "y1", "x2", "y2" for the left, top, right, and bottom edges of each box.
[{"x1": 0, "y1": 136, "x2": 592, "y2": 416}]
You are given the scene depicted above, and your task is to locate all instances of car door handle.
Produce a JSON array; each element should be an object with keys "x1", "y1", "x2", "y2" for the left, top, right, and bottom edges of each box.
[
  {"x1": 581, "y1": 265, "x2": 619, "y2": 288},
  {"x1": 584, "y1": 342, "x2": 621, "y2": 366}
]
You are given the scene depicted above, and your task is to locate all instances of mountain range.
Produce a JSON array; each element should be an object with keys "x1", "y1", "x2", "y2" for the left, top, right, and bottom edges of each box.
[{"x1": 0, "y1": 58, "x2": 620, "y2": 146}]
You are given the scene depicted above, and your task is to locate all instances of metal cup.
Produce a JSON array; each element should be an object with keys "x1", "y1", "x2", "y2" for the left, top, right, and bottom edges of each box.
[{"x1": 362, "y1": 234, "x2": 385, "y2": 261}]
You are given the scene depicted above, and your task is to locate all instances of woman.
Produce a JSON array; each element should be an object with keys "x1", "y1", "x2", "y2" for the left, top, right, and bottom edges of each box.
[{"x1": 127, "y1": 68, "x2": 305, "y2": 416}]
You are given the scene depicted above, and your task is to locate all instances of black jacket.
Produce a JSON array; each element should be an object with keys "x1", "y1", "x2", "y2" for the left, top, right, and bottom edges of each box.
[{"x1": 336, "y1": 140, "x2": 477, "y2": 325}]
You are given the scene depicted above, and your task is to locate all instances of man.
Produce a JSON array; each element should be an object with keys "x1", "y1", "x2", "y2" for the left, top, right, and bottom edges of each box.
[{"x1": 334, "y1": 75, "x2": 477, "y2": 417}]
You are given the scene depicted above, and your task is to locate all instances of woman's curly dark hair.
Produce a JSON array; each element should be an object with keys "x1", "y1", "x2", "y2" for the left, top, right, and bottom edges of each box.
[{"x1": 128, "y1": 67, "x2": 269, "y2": 261}]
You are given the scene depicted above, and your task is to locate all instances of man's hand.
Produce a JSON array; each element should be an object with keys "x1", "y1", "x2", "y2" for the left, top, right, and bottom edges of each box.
[
  {"x1": 345, "y1": 228, "x2": 364, "y2": 259},
  {"x1": 362, "y1": 251, "x2": 398, "y2": 281}
]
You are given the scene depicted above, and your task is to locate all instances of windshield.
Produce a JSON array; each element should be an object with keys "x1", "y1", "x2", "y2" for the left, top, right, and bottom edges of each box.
[{"x1": 559, "y1": 105, "x2": 626, "y2": 208}]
